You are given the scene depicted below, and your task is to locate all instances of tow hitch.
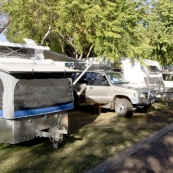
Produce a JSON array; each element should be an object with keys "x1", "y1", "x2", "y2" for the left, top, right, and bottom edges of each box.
[{"x1": 36, "y1": 126, "x2": 67, "y2": 148}]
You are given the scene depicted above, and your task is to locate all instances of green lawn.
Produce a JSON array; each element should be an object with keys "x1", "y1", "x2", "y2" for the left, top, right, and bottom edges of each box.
[{"x1": 0, "y1": 100, "x2": 173, "y2": 173}]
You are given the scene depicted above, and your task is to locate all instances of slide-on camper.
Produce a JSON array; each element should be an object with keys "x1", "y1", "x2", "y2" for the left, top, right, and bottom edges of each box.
[
  {"x1": 121, "y1": 58, "x2": 165, "y2": 96},
  {"x1": 0, "y1": 39, "x2": 78, "y2": 148},
  {"x1": 162, "y1": 65, "x2": 173, "y2": 94}
]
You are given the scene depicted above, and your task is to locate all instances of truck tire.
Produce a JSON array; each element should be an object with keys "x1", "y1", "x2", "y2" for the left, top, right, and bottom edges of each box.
[
  {"x1": 115, "y1": 99, "x2": 133, "y2": 117},
  {"x1": 136, "y1": 105, "x2": 150, "y2": 113}
]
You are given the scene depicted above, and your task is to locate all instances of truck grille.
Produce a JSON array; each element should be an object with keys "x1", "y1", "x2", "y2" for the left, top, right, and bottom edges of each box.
[{"x1": 148, "y1": 90, "x2": 156, "y2": 99}]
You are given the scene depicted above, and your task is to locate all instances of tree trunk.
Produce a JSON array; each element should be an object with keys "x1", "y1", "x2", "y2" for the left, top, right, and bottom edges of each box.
[
  {"x1": 0, "y1": 20, "x2": 10, "y2": 34},
  {"x1": 85, "y1": 44, "x2": 94, "y2": 60},
  {"x1": 41, "y1": 25, "x2": 51, "y2": 45}
]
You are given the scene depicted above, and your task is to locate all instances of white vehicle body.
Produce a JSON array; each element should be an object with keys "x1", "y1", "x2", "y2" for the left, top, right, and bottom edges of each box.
[
  {"x1": 71, "y1": 57, "x2": 157, "y2": 117},
  {"x1": 0, "y1": 39, "x2": 79, "y2": 148},
  {"x1": 121, "y1": 58, "x2": 164, "y2": 95},
  {"x1": 162, "y1": 65, "x2": 173, "y2": 93}
]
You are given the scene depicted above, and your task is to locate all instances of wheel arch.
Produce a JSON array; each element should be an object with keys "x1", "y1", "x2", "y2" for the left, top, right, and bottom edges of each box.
[{"x1": 111, "y1": 95, "x2": 132, "y2": 109}]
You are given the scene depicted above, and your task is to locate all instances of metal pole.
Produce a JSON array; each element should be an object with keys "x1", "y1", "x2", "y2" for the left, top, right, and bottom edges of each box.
[{"x1": 73, "y1": 62, "x2": 93, "y2": 85}]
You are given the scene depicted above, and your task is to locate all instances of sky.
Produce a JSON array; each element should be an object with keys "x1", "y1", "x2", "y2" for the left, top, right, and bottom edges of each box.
[
  {"x1": 0, "y1": 32, "x2": 8, "y2": 42},
  {"x1": 0, "y1": 13, "x2": 9, "y2": 42}
]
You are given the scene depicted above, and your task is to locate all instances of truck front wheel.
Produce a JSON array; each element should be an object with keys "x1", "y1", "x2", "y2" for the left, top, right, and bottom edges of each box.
[{"x1": 115, "y1": 99, "x2": 133, "y2": 117}]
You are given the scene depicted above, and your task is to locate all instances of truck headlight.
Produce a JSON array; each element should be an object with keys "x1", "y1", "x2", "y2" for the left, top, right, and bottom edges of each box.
[{"x1": 138, "y1": 92, "x2": 147, "y2": 98}]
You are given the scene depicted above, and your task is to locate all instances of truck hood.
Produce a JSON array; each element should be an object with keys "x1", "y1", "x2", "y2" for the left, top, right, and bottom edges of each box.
[{"x1": 114, "y1": 83, "x2": 151, "y2": 92}]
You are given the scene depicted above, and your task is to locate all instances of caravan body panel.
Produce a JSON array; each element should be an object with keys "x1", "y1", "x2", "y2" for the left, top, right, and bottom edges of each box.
[
  {"x1": 0, "y1": 112, "x2": 68, "y2": 144},
  {"x1": 121, "y1": 58, "x2": 164, "y2": 94},
  {"x1": 162, "y1": 66, "x2": 173, "y2": 93},
  {"x1": 0, "y1": 40, "x2": 75, "y2": 145}
]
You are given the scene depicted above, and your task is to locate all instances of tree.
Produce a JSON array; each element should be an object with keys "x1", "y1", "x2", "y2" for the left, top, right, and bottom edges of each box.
[
  {"x1": 83, "y1": 0, "x2": 151, "y2": 61},
  {"x1": 55, "y1": 0, "x2": 150, "y2": 60},
  {"x1": 1, "y1": 0, "x2": 150, "y2": 61},
  {"x1": 146, "y1": 0, "x2": 173, "y2": 65}
]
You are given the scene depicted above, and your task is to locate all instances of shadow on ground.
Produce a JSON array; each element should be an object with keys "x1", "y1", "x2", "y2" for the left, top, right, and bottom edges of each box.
[
  {"x1": 1, "y1": 101, "x2": 173, "y2": 173},
  {"x1": 106, "y1": 130, "x2": 173, "y2": 173}
]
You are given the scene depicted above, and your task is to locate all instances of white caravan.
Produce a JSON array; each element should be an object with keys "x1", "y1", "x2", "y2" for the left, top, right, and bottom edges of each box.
[
  {"x1": 161, "y1": 65, "x2": 173, "y2": 94},
  {"x1": 121, "y1": 58, "x2": 164, "y2": 95},
  {"x1": 0, "y1": 39, "x2": 79, "y2": 148}
]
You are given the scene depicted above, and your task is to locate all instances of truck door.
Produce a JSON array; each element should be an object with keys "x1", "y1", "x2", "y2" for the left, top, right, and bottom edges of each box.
[{"x1": 85, "y1": 72, "x2": 112, "y2": 103}]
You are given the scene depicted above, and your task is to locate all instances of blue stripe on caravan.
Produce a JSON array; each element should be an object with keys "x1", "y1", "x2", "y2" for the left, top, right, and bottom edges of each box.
[
  {"x1": 0, "y1": 110, "x2": 3, "y2": 118},
  {"x1": 14, "y1": 102, "x2": 74, "y2": 119}
]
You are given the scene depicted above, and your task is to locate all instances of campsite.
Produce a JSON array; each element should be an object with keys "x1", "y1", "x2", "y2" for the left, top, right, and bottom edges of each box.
[{"x1": 1, "y1": 100, "x2": 173, "y2": 173}]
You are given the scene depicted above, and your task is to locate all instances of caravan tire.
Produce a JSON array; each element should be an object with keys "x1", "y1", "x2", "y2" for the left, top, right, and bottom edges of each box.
[{"x1": 115, "y1": 99, "x2": 133, "y2": 117}]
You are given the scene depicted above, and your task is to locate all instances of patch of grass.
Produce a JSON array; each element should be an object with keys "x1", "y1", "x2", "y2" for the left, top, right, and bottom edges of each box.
[{"x1": 1, "y1": 101, "x2": 173, "y2": 173}]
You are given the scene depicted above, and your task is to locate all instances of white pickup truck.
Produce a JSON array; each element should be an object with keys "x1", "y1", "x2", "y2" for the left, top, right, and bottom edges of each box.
[{"x1": 73, "y1": 70, "x2": 156, "y2": 117}]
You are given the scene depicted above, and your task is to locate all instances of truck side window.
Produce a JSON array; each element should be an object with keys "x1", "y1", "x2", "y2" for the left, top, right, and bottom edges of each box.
[
  {"x1": 86, "y1": 72, "x2": 93, "y2": 85},
  {"x1": 75, "y1": 73, "x2": 88, "y2": 84},
  {"x1": 92, "y1": 73, "x2": 106, "y2": 86}
]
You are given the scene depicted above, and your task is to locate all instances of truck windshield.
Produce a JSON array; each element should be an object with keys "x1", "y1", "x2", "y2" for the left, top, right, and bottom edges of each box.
[{"x1": 106, "y1": 72, "x2": 127, "y2": 84}]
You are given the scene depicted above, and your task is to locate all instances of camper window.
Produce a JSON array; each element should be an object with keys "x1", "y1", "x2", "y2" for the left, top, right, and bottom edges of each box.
[
  {"x1": 163, "y1": 74, "x2": 173, "y2": 81},
  {"x1": 146, "y1": 65, "x2": 160, "y2": 74}
]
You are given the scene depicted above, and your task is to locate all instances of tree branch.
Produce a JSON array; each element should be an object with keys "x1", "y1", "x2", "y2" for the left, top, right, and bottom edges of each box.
[
  {"x1": 41, "y1": 25, "x2": 51, "y2": 45},
  {"x1": 78, "y1": 53, "x2": 83, "y2": 60},
  {"x1": 0, "y1": 20, "x2": 10, "y2": 34},
  {"x1": 85, "y1": 44, "x2": 94, "y2": 60}
]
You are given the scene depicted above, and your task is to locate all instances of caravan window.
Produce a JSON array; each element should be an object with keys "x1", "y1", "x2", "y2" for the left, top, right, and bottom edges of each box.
[
  {"x1": 145, "y1": 65, "x2": 160, "y2": 74},
  {"x1": 162, "y1": 73, "x2": 173, "y2": 81}
]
